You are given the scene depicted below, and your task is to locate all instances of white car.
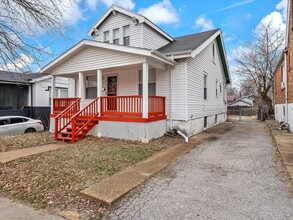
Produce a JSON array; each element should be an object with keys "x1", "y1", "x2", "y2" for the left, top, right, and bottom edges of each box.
[{"x1": 0, "y1": 116, "x2": 44, "y2": 137}]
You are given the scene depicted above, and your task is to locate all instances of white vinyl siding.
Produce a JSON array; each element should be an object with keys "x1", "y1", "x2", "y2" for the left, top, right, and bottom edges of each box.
[
  {"x1": 93, "y1": 12, "x2": 141, "y2": 47},
  {"x1": 187, "y1": 41, "x2": 226, "y2": 119},
  {"x1": 156, "y1": 69, "x2": 170, "y2": 118},
  {"x1": 117, "y1": 69, "x2": 139, "y2": 95},
  {"x1": 170, "y1": 60, "x2": 187, "y2": 120},
  {"x1": 51, "y1": 47, "x2": 146, "y2": 75},
  {"x1": 142, "y1": 24, "x2": 170, "y2": 49}
]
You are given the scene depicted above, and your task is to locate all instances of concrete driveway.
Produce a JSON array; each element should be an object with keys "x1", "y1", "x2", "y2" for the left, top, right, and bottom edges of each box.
[{"x1": 105, "y1": 121, "x2": 293, "y2": 220}]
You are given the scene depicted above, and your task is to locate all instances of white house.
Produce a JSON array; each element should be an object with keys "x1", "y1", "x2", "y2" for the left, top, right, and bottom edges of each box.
[
  {"x1": 0, "y1": 71, "x2": 68, "y2": 128},
  {"x1": 42, "y1": 5, "x2": 231, "y2": 143}
]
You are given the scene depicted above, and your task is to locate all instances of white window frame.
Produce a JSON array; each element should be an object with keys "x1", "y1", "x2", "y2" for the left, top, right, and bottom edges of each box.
[
  {"x1": 113, "y1": 28, "x2": 119, "y2": 44},
  {"x1": 123, "y1": 25, "x2": 130, "y2": 46},
  {"x1": 104, "y1": 31, "x2": 109, "y2": 43}
]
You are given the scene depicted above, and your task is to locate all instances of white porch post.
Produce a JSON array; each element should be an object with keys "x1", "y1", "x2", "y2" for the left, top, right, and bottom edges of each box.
[
  {"x1": 78, "y1": 72, "x2": 85, "y2": 105},
  {"x1": 142, "y1": 62, "x2": 149, "y2": 119},
  {"x1": 97, "y1": 69, "x2": 102, "y2": 114},
  {"x1": 51, "y1": 75, "x2": 56, "y2": 114}
]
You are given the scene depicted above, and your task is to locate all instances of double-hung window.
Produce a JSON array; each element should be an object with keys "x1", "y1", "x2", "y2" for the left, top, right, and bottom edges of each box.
[
  {"x1": 123, "y1": 25, "x2": 130, "y2": 46},
  {"x1": 204, "y1": 74, "x2": 207, "y2": 100},
  {"x1": 85, "y1": 75, "x2": 97, "y2": 99},
  {"x1": 138, "y1": 69, "x2": 156, "y2": 96},
  {"x1": 104, "y1": 31, "x2": 109, "y2": 43},
  {"x1": 113, "y1": 28, "x2": 119, "y2": 44}
]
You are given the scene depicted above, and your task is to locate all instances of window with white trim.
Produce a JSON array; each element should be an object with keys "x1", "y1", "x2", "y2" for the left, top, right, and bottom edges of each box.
[
  {"x1": 138, "y1": 69, "x2": 156, "y2": 96},
  {"x1": 123, "y1": 25, "x2": 130, "y2": 46},
  {"x1": 113, "y1": 28, "x2": 119, "y2": 44},
  {"x1": 204, "y1": 74, "x2": 207, "y2": 100},
  {"x1": 104, "y1": 31, "x2": 109, "y2": 43},
  {"x1": 216, "y1": 79, "x2": 218, "y2": 97},
  {"x1": 85, "y1": 75, "x2": 97, "y2": 99}
]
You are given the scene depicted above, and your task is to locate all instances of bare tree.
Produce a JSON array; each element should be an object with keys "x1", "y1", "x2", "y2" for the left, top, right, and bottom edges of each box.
[
  {"x1": 0, "y1": 0, "x2": 76, "y2": 72},
  {"x1": 240, "y1": 78, "x2": 257, "y2": 96},
  {"x1": 234, "y1": 20, "x2": 284, "y2": 113}
]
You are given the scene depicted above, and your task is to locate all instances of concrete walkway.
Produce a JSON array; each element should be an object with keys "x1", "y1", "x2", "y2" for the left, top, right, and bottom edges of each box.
[
  {"x1": 0, "y1": 197, "x2": 64, "y2": 220},
  {"x1": 0, "y1": 144, "x2": 66, "y2": 164},
  {"x1": 266, "y1": 120, "x2": 293, "y2": 181},
  {"x1": 104, "y1": 121, "x2": 293, "y2": 220}
]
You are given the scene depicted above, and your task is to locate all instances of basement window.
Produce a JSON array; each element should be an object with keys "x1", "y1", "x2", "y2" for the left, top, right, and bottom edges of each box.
[{"x1": 204, "y1": 117, "x2": 207, "y2": 128}]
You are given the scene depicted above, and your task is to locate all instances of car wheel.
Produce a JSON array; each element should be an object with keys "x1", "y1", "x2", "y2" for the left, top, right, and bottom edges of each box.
[{"x1": 25, "y1": 128, "x2": 36, "y2": 133}]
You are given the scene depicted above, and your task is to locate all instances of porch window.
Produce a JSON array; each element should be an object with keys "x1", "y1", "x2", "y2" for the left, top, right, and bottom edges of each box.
[
  {"x1": 104, "y1": 31, "x2": 109, "y2": 43},
  {"x1": 85, "y1": 75, "x2": 97, "y2": 99},
  {"x1": 138, "y1": 69, "x2": 156, "y2": 96},
  {"x1": 113, "y1": 28, "x2": 119, "y2": 44},
  {"x1": 123, "y1": 25, "x2": 130, "y2": 46},
  {"x1": 204, "y1": 74, "x2": 207, "y2": 100}
]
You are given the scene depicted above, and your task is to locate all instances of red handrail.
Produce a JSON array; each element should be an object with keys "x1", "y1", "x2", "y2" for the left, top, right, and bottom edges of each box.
[
  {"x1": 53, "y1": 98, "x2": 79, "y2": 114},
  {"x1": 71, "y1": 97, "x2": 99, "y2": 143},
  {"x1": 54, "y1": 98, "x2": 81, "y2": 140},
  {"x1": 100, "y1": 95, "x2": 143, "y2": 117}
]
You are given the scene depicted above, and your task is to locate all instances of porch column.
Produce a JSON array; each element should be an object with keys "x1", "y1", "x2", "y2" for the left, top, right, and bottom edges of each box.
[
  {"x1": 142, "y1": 62, "x2": 149, "y2": 118},
  {"x1": 78, "y1": 72, "x2": 85, "y2": 104},
  {"x1": 51, "y1": 75, "x2": 56, "y2": 114},
  {"x1": 97, "y1": 69, "x2": 102, "y2": 114}
]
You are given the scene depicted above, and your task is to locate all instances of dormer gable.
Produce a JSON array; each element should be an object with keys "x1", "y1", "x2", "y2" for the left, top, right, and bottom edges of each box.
[{"x1": 88, "y1": 5, "x2": 173, "y2": 49}]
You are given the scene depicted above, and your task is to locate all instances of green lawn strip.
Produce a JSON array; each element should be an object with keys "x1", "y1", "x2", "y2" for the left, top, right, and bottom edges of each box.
[
  {"x1": 0, "y1": 132, "x2": 56, "y2": 152},
  {"x1": 0, "y1": 137, "x2": 168, "y2": 213}
]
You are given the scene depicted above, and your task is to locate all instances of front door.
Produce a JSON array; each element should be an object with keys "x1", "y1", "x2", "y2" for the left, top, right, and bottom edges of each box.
[
  {"x1": 107, "y1": 76, "x2": 117, "y2": 110},
  {"x1": 107, "y1": 76, "x2": 117, "y2": 96}
]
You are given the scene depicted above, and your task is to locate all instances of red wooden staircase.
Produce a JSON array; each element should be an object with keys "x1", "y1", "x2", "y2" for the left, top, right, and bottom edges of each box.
[{"x1": 54, "y1": 98, "x2": 99, "y2": 143}]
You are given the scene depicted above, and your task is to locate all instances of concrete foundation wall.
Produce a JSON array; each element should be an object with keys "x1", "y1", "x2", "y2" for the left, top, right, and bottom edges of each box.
[
  {"x1": 95, "y1": 120, "x2": 166, "y2": 142},
  {"x1": 169, "y1": 113, "x2": 226, "y2": 137},
  {"x1": 50, "y1": 119, "x2": 167, "y2": 142}
]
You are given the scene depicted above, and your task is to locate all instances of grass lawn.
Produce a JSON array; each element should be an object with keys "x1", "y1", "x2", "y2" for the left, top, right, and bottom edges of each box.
[
  {"x1": 0, "y1": 132, "x2": 57, "y2": 152},
  {"x1": 0, "y1": 135, "x2": 182, "y2": 219}
]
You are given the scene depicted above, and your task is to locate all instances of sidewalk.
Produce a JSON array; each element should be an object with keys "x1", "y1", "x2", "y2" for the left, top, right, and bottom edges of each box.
[
  {"x1": 266, "y1": 120, "x2": 293, "y2": 181},
  {"x1": 0, "y1": 197, "x2": 63, "y2": 220},
  {"x1": 0, "y1": 144, "x2": 66, "y2": 164}
]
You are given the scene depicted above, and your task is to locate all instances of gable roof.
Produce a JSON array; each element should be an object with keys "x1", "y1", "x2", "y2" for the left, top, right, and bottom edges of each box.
[
  {"x1": 159, "y1": 29, "x2": 230, "y2": 84},
  {"x1": 158, "y1": 29, "x2": 219, "y2": 55},
  {"x1": 41, "y1": 39, "x2": 176, "y2": 73},
  {"x1": 87, "y1": 4, "x2": 173, "y2": 42},
  {"x1": 0, "y1": 71, "x2": 46, "y2": 84}
]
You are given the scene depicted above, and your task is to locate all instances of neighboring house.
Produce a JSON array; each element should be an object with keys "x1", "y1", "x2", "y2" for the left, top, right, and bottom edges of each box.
[
  {"x1": 227, "y1": 95, "x2": 236, "y2": 104},
  {"x1": 42, "y1": 5, "x2": 231, "y2": 143},
  {"x1": 274, "y1": 0, "x2": 293, "y2": 132},
  {"x1": 228, "y1": 97, "x2": 253, "y2": 108},
  {"x1": 0, "y1": 71, "x2": 68, "y2": 128}
]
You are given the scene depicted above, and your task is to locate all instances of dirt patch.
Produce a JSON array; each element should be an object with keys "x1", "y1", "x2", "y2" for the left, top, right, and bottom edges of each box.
[
  {"x1": 203, "y1": 123, "x2": 233, "y2": 135},
  {"x1": 0, "y1": 135, "x2": 182, "y2": 219},
  {"x1": 0, "y1": 132, "x2": 57, "y2": 153}
]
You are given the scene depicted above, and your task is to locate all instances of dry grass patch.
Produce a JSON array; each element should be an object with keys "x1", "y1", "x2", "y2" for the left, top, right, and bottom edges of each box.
[
  {"x1": 0, "y1": 132, "x2": 56, "y2": 152},
  {"x1": 0, "y1": 135, "x2": 182, "y2": 219}
]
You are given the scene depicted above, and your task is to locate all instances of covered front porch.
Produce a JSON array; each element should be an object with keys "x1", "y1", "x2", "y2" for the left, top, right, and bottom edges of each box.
[{"x1": 42, "y1": 41, "x2": 175, "y2": 142}]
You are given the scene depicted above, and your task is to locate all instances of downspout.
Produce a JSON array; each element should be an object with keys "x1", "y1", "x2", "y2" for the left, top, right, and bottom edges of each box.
[
  {"x1": 169, "y1": 56, "x2": 189, "y2": 143},
  {"x1": 284, "y1": 49, "x2": 289, "y2": 125}
]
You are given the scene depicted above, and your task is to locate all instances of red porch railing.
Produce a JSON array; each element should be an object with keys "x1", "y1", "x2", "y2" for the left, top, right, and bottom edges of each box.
[
  {"x1": 53, "y1": 96, "x2": 166, "y2": 123},
  {"x1": 53, "y1": 98, "x2": 80, "y2": 114},
  {"x1": 71, "y1": 97, "x2": 99, "y2": 143},
  {"x1": 54, "y1": 98, "x2": 81, "y2": 140}
]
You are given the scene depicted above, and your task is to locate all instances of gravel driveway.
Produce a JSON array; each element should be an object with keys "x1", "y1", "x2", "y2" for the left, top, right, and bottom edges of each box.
[{"x1": 104, "y1": 121, "x2": 293, "y2": 220}]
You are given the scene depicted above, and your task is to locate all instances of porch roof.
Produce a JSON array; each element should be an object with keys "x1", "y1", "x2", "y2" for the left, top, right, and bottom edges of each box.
[{"x1": 41, "y1": 40, "x2": 176, "y2": 74}]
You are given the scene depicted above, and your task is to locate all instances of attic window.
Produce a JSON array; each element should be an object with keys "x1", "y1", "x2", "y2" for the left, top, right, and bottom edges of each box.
[
  {"x1": 113, "y1": 28, "x2": 119, "y2": 44},
  {"x1": 104, "y1": 31, "x2": 109, "y2": 43},
  {"x1": 123, "y1": 25, "x2": 130, "y2": 46}
]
